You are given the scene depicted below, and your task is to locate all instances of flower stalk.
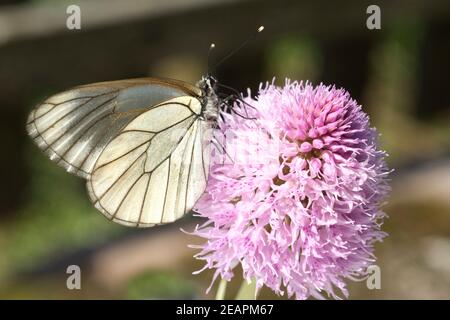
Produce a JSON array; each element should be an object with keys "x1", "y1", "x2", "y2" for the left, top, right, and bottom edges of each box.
[
  {"x1": 215, "y1": 278, "x2": 228, "y2": 300},
  {"x1": 235, "y1": 279, "x2": 258, "y2": 300}
]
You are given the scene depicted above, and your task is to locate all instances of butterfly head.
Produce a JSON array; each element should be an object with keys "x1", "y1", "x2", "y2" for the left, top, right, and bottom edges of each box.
[
  {"x1": 198, "y1": 75, "x2": 220, "y2": 122},
  {"x1": 198, "y1": 26, "x2": 264, "y2": 123}
]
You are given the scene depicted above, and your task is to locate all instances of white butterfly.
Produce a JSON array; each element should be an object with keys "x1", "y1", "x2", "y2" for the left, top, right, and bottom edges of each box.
[{"x1": 26, "y1": 76, "x2": 220, "y2": 227}]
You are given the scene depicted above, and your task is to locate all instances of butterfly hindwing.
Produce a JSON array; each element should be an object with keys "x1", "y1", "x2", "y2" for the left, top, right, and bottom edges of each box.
[{"x1": 87, "y1": 96, "x2": 211, "y2": 227}]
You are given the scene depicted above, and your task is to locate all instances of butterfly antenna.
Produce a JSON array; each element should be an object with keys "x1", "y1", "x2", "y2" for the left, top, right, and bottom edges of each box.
[
  {"x1": 210, "y1": 26, "x2": 264, "y2": 73},
  {"x1": 207, "y1": 43, "x2": 215, "y2": 75}
]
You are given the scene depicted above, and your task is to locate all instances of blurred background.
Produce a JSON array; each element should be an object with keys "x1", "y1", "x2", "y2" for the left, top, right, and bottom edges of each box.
[{"x1": 0, "y1": 0, "x2": 449, "y2": 299}]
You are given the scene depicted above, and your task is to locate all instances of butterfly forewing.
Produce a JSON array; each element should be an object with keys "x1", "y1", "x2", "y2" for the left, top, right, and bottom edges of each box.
[
  {"x1": 87, "y1": 96, "x2": 211, "y2": 227},
  {"x1": 26, "y1": 78, "x2": 201, "y2": 178}
]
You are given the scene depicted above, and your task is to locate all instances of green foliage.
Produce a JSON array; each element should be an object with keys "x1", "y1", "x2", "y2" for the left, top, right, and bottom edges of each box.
[
  {"x1": 0, "y1": 146, "x2": 125, "y2": 281},
  {"x1": 264, "y1": 35, "x2": 323, "y2": 82},
  {"x1": 126, "y1": 271, "x2": 196, "y2": 299}
]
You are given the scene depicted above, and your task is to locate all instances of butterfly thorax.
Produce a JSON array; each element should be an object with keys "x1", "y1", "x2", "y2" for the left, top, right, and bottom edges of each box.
[{"x1": 198, "y1": 75, "x2": 219, "y2": 122}]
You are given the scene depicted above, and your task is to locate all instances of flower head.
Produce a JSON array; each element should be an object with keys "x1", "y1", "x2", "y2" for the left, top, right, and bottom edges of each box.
[{"x1": 192, "y1": 80, "x2": 390, "y2": 299}]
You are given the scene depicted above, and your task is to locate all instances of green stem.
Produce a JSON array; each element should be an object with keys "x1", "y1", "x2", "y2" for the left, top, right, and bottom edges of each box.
[
  {"x1": 215, "y1": 278, "x2": 228, "y2": 300},
  {"x1": 235, "y1": 278, "x2": 258, "y2": 300}
]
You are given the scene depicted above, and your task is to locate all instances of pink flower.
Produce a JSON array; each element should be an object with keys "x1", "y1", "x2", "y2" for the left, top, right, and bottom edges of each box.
[{"x1": 191, "y1": 80, "x2": 390, "y2": 299}]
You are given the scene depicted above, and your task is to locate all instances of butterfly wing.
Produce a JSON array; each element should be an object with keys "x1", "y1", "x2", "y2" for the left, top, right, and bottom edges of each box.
[
  {"x1": 87, "y1": 96, "x2": 211, "y2": 227},
  {"x1": 26, "y1": 78, "x2": 201, "y2": 178}
]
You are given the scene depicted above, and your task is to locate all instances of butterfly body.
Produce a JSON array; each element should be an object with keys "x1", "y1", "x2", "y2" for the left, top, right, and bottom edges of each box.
[
  {"x1": 197, "y1": 76, "x2": 220, "y2": 122},
  {"x1": 27, "y1": 76, "x2": 220, "y2": 227}
]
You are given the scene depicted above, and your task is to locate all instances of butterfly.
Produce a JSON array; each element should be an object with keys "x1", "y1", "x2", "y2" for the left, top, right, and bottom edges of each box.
[
  {"x1": 26, "y1": 76, "x2": 222, "y2": 227},
  {"x1": 26, "y1": 26, "x2": 263, "y2": 228}
]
